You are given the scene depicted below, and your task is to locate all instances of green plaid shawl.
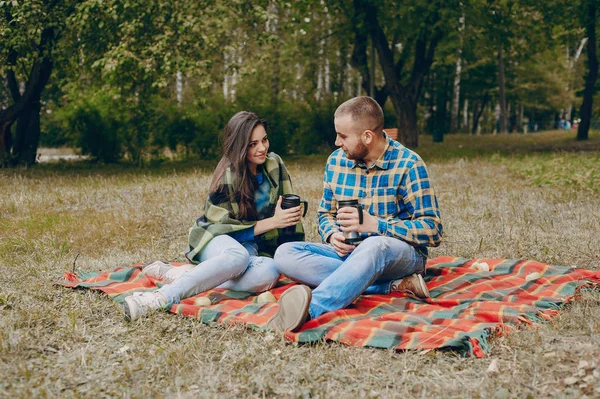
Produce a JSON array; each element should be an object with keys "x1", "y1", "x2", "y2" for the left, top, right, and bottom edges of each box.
[{"x1": 186, "y1": 152, "x2": 304, "y2": 262}]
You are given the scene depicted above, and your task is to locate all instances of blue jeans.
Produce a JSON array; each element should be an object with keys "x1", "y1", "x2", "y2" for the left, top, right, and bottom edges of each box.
[
  {"x1": 159, "y1": 235, "x2": 280, "y2": 304},
  {"x1": 274, "y1": 236, "x2": 426, "y2": 319}
]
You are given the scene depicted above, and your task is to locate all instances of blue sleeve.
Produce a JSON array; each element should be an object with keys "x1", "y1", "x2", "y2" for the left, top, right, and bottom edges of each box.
[{"x1": 227, "y1": 227, "x2": 255, "y2": 243}]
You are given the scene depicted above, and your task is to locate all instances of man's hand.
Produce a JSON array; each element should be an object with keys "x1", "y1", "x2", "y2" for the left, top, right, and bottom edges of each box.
[
  {"x1": 329, "y1": 232, "x2": 355, "y2": 257},
  {"x1": 337, "y1": 206, "x2": 378, "y2": 234}
]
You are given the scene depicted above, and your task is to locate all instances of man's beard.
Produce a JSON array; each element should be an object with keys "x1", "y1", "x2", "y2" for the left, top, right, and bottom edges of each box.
[{"x1": 346, "y1": 141, "x2": 369, "y2": 162}]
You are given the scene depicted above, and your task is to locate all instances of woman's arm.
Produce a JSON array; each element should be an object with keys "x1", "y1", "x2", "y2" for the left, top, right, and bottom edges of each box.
[{"x1": 254, "y1": 195, "x2": 302, "y2": 235}]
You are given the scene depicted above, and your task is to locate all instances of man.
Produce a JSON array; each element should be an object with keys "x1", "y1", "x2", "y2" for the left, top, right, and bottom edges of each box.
[{"x1": 268, "y1": 96, "x2": 443, "y2": 332}]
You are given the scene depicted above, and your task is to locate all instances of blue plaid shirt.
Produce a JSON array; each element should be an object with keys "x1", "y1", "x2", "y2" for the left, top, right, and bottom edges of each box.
[{"x1": 318, "y1": 132, "x2": 443, "y2": 256}]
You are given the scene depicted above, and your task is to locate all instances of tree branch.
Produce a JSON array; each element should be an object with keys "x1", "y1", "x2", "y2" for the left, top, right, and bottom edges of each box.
[
  {"x1": 363, "y1": 2, "x2": 398, "y2": 89},
  {"x1": 6, "y1": 51, "x2": 21, "y2": 102}
]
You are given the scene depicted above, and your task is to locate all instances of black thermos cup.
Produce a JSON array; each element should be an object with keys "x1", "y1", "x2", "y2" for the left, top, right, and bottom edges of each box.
[
  {"x1": 281, "y1": 194, "x2": 308, "y2": 235},
  {"x1": 337, "y1": 198, "x2": 363, "y2": 244}
]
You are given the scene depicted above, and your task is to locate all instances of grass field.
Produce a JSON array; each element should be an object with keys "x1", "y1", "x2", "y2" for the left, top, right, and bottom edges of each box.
[{"x1": 1, "y1": 130, "x2": 599, "y2": 397}]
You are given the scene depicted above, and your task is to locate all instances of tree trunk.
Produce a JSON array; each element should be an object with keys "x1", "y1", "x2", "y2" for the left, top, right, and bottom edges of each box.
[
  {"x1": 352, "y1": 0, "x2": 443, "y2": 148},
  {"x1": 472, "y1": 93, "x2": 489, "y2": 134},
  {"x1": 578, "y1": 1, "x2": 598, "y2": 141},
  {"x1": 427, "y1": 72, "x2": 435, "y2": 134},
  {"x1": 13, "y1": 103, "x2": 42, "y2": 165},
  {"x1": 450, "y1": 12, "x2": 465, "y2": 133},
  {"x1": 462, "y1": 98, "x2": 469, "y2": 134},
  {"x1": 529, "y1": 109, "x2": 536, "y2": 132},
  {"x1": 0, "y1": 107, "x2": 16, "y2": 165},
  {"x1": 391, "y1": 91, "x2": 419, "y2": 148},
  {"x1": 497, "y1": 47, "x2": 508, "y2": 133},
  {"x1": 349, "y1": 5, "x2": 388, "y2": 107},
  {"x1": 517, "y1": 104, "x2": 524, "y2": 133},
  {"x1": 338, "y1": 47, "x2": 347, "y2": 96},
  {"x1": 433, "y1": 73, "x2": 449, "y2": 142},
  {"x1": 269, "y1": 3, "x2": 281, "y2": 109},
  {"x1": 450, "y1": 55, "x2": 462, "y2": 133},
  {"x1": 566, "y1": 38, "x2": 588, "y2": 122},
  {"x1": 0, "y1": 27, "x2": 55, "y2": 167}
]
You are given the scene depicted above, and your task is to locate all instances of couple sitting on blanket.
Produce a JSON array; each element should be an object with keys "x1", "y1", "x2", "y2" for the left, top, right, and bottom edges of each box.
[{"x1": 124, "y1": 96, "x2": 443, "y2": 332}]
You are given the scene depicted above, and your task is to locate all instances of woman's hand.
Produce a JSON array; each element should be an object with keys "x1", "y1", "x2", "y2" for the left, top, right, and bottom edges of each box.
[
  {"x1": 254, "y1": 196, "x2": 303, "y2": 235},
  {"x1": 272, "y1": 196, "x2": 303, "y2": 228}
]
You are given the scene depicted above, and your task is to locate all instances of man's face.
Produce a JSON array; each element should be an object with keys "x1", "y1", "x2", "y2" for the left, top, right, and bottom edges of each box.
[{"x1": 334, "y1": 114, "x2": 368, "y2": 161}]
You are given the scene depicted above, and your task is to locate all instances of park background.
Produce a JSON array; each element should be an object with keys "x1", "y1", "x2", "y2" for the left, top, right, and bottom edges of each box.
[{"x1": 1, "y1": 1, "x2": 599, "y2": 398}]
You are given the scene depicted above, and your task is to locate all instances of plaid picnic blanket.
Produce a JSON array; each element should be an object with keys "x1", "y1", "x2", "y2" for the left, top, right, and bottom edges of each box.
[{"x1": 56, "y1": 256, "x2": 600, "y2": 357}]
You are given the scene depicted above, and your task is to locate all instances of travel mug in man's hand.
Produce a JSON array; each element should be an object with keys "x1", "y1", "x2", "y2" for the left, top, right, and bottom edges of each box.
[
  {"x1": 281, "y1": 194, "x2": 308, "y2": 235},
  {"x1": 338, "y1": 199, "x2": 363, "y2": 244}
]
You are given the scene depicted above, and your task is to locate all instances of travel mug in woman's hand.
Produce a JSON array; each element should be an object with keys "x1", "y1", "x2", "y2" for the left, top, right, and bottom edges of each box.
[{"x1": 281, "y1": 194, "x2": 308, "y2": 235}]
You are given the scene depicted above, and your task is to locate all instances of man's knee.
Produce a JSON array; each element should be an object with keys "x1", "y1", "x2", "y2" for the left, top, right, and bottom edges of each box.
[
  {"x1": 359, "y1": 235, "x2": 410, "y2": 252},
  {"x1": 352, "y1": 236, "x2": 412, "y2": 273},
  {"x1": 357, "y1": 236, "x2": 391, "y2": 254},
  {"x1": 274, "y1": 242, "x2": 300, "y2": 261},
  {"x1": 274, "y1": 242, "x2": 306, "y2": 272}
]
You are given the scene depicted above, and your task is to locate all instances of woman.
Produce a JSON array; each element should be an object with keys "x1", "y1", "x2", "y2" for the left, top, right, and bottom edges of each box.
[{"x1": 124, "y1": 111, "x2": 305, "y2": 321}]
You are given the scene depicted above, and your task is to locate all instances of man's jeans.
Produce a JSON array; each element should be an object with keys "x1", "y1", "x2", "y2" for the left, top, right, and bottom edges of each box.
[
  {"x1": 159, "y1": 235, "x2": 280, "y2": 304},
  {"x1": 274, "y1": 236, "x2": 426, "y2": 319}
]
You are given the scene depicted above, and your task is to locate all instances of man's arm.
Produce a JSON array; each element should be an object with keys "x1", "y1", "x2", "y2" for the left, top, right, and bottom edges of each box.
[{"x1": 375, "y1": 159, "x2": 443, "y2": 247}]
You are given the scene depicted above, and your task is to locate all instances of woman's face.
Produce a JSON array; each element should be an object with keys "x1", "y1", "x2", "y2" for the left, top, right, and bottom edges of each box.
[{"x1": 246, "y1": 124, "x2": 269, "y2": 167}]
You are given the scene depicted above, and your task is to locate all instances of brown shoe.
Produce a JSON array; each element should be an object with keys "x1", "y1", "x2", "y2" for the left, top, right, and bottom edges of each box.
[
  {"x1": 390, "y1": 273, "x2": 431, "y2": 298},
  {"x1": 266, "y1": 285, "x2": 312, "y2": 332}
]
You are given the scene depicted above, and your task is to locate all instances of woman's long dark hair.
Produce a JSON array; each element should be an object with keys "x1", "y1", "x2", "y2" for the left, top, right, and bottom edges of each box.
[{"x1": 209, "y1": 111, "x2": 266, "y2": 221}]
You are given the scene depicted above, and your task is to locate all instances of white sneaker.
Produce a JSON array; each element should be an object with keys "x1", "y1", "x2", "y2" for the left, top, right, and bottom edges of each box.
[
  {"x1": 123, "y1": 292, "x2": 167, "y2": 321},
  {"x1": 141, "y1": 261, "x2": 195, "y2": 283}
]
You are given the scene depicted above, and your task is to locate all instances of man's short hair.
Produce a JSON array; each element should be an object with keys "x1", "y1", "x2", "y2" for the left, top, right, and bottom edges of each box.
[{"x1": 334, "y1": 96, "x2": 384, "y2": 134}]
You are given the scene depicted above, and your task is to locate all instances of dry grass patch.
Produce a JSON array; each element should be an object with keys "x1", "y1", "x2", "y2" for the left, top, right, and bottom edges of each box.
[{"x1": 1, "y1": 133, "x2": 599, "y2": 397}]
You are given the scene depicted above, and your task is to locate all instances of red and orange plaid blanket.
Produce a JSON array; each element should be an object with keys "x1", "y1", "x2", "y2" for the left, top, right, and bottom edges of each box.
[{"x1": 57, "y1": 256, "x2": 599, "y2": 357}]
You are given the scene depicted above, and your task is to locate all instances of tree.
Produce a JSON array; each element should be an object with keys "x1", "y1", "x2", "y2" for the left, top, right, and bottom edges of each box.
[
  {"x1": 578, "y1": 0, "x2": 598, "y2": 141},
  {"x1": 332, "y1": 0, "x2": 460, "y2": 148},
  {"x1": 0, "y1": 1, "x2": 78, "y2": 167}
]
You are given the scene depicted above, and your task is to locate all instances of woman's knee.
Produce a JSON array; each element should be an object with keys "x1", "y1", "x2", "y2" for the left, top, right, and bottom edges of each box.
[
  {"x1": 274, "y1": 242, "x2": 303, "y2": 272},
  {"x1": 248, "y1": 257, "x2": 280, "y2": 291},
  {"x1": 223, "y1": 245, "x2": 250, "y2": 271},
  {"x1": 241, "y1": 256, "x2": 280, "y2": 292},
  {"x1": 204, "y1": 236, "x2": 250, "y2": 272}
]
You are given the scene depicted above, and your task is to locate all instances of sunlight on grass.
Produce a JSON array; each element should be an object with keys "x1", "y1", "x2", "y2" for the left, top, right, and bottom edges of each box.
[
  {"x1": 417, "y1": 129, "x2": 600, "y2": 162},
  {"x1": 508, "y1": 153, "x2": 600, "y2": 193}
]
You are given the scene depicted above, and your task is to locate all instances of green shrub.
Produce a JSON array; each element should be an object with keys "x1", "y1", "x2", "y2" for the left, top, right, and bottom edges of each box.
[
  {"x1": 40, "y1": 106, "x2": 74, "y2": 148},
  {"x1": 70, "y1": 103, "x2": 123, "y2": 163}
]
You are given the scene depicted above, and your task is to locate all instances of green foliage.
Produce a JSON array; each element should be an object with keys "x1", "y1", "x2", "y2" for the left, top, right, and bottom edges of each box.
[
  {"x1": 69, "y1": 101, "x2": 123, "y2": 164},
  {"x1": 5, "y1": 0, "x2": 600, "y2": 168},
  {"x1": 151, "y1": 97, "x2": 233, "y2": 159},
  {"x1": 40, "y1": 108, "x2": 72, "y2": 148}
]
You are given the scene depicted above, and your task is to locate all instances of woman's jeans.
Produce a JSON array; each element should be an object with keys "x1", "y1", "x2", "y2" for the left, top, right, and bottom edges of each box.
[
  {"x1": 274, "y1": 236, "x2": 426, "y2": 319},
  {"x1": 159, "y1": 235, "x2": 280, "y2": 304}
]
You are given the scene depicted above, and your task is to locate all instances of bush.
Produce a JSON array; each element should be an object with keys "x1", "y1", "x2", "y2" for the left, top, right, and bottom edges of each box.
[
  {"x1": 41, "y1": 84, "x2": 353, "y2": 163},
  {"x1": 70, "y1": 103, "x2": 122, "y2": 163},
  {"x1": 40, "y1": 107, "x2": 74, "y2": 148},
  {"x1": 150, "y1": 96, "x2": 233, "y2": 160}
]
